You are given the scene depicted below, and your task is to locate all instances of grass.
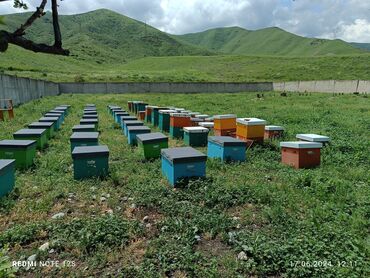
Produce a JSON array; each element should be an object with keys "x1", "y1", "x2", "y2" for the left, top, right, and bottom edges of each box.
[
  {"x1": 2, "y1": 48, "x2": 370, "y2": 83},
  {"x1": 0, "y1": 92, "x2": 369, "y2": 277}
]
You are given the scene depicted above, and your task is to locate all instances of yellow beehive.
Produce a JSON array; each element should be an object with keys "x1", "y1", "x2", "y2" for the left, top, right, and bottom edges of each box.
[
  {"x1": 214, "y1": 114, "x2": 237, "y2": 130},
  {"x1": 236, "y1": 118, "x2": 267, "y2": 140}
]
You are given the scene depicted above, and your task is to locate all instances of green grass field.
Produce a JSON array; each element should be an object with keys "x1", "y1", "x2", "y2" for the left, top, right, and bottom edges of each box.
[
  {"x1": 2, "y1": 46, "x2": 370, "y2": 83},
  {"x1": 0, "y1": 92, "x2": 369, "y2": 277}
]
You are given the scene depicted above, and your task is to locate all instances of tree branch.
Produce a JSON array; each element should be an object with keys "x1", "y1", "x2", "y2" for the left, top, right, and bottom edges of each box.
[
  {"x1": 0, "y1": 30, "x2": 69, "y2": 55},
  {"x1": 13, "y1": 0, "x2": 48, "y2": 36},
  {"x1": 51, "y1": 0, "x2": 62, "y2": 48}
]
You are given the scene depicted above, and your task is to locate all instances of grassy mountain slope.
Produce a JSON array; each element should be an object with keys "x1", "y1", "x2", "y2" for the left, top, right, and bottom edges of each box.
[
  {"x1": 351, "y1": 42, "x2": 370, "y2": 51},
  {"x1": 1, "y1": 9, "x2": 211, "y2": 64},
  {"x1": 174, "y1": 27, "x2": 366, "y2": 56}
]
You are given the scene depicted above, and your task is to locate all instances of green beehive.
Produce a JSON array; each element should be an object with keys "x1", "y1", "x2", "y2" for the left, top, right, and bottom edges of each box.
[
  {"x1": 80, "y1": 119, "x2": 98, "y2": 130},
  {"x1": 82, "y1": 115, "x2": 98, "y2": 120},
  {"x1": 49, "y1": 110, "x2": 65, "y2": 122},
  {"x1": 55, "y1": 106, "x2": 69, "y2": 116},
  {"x1": 0, "y1": 159, "x2": 16, "y2": 197},
  {"x1": 13, "y1": 129, "x2": 48, "y2": 150},
  {"x1": 70, "y1": 132, "x2": 99, "y2": 152},
  {"x1": 72, "y1": 145, "x2": 109, "y2": 180},
  {"x1": 45, "y1": 113, "x2": 63, "y2": 126},
  {"x1": 184, "y1": 127, "x2": 209, "y2": 147},
  {"x1": 0, "y1": 140, "x2": 37, "y2": 169},
  {"x1": 39, "y1": 117, "x2": 59, "y2": 131},
  {"x1": 72, "y1": 125, "x2": 96, "y2": 132},
  {"x1": 84, "y1": 110, "x2": 98, "y2": 116},
  {"x1": 137, "y1": 132, "x2": 168, "y2": 159},
  {"x1": 28, "y1": 122, "x2": 55, "y2": 139}
]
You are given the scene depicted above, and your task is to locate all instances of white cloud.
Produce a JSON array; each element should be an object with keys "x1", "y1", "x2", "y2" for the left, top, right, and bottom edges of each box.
[{"x1": 0, "y1": 0, "x2": 370, "y2": 42}]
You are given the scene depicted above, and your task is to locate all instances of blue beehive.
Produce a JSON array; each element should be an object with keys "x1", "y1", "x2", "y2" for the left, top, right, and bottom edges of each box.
[
  {"x1": 161, "y1": 147, "x2": 207, "y2": 187},
  {"x1": 0, "y1": 159, "x2": 16, "y2": 197},
  {"x1": 127, "y1": 126, "x2": 151, "y2": 145},
  {"x1": 208, "y1": 136, "x2": 247, "y2": 162},
  {"x1": 123, "y1": 120, "x2": 144, "y2": 136},
  {"x1": 120, "y1": 116, "x2": 137, "y2": 129},
  {"x1": 115, "y1": 112, "x2": 129, "y2": 123}
]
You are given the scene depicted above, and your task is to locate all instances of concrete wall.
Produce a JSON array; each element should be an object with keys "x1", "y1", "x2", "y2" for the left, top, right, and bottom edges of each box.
[
  {"x1": 0, "y1": 74, "x2": 59, "y2": 105},
  {"x1": 59, "y1": 82, "x2": 274, "y2": 94},
  {"x1": 1, "y1": 74, "x2": 369, "y2": 107}
]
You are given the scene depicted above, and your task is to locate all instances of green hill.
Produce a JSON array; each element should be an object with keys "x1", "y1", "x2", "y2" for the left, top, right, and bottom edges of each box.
[
  {"x1": 174, "y1": 26, "x2": 366, "y2": 56},
  {"x1": 351, "y1": 42, "x2": 370, "y2": 51},
  {"x1": 1, "y1": 9, "x2": 211, "y2": 64}
]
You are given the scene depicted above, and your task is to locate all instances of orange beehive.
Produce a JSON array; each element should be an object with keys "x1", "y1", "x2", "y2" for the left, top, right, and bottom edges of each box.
[
  {"x1": 264, "y1": 125, "x2": 284, "y2": 139},
  {"x1": 138, "y1": 111, "x2": 146, "y2": 121},
  {"x1": 170, "y1": 113, "x2": 191, "y2": 127},
  {"x1": 214, "y1": 114, "x2": 237, "y2": 130},
  {"x1": 236, "y1": 118, "x2": 266, "y2": 142},
  {"x1": 215, "y1": 129, "x2": 236, "y2": 137},
  {"x1": 280, "y1": 141, "x2": 322, "y2": 169}
]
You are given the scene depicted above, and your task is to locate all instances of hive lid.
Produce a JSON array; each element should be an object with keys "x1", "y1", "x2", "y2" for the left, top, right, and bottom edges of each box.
[
  {"x1": 124, "y1": 120, "x2": 144, "y2": 126},
  {"x1": 120, "y1": 116, "x2": 137, "y2": 121},
  {"x1": 111, "y1": 107, "x2": 122, "y2": 110},
  {"x1": 84, "y1": 111, "x2": 98, "y2": 114},
  {"x1": 208, "y1": 136, "x2": 246, "y2": 147},
  {"x1": 54, "y1": 106, "x2": 68, "y2": 111},
  {"x1": 265, "y1": 125, "x2": 284, "y2": 131},
  {"x1": 127, "y1": 126, "x2": 151, "y2": 132},
  {"x1": 49, "y1": 110, "x2": 64, "y2": 114},
  {"x1": 195, "y1": 114, "x2": 209, "y2": 118},
  {"x1": 170, "y1": 113, "x2": 190, "y2": 117},
  {"x1": 214, "y1": 114, "x2": 237, "y2": 119},
  {"x1": 14, "y1": 129, "x2": 46, "y2": 136},
  {"x1": 44, "y1": 113, "x2": 61, "y2": 118},
  {"x1": 70, "y1": 132, "x2": 99, "y2": 140},
  {"x1": 28, "y1": 122, "x2": 54, "y2": 128},
  {"x1": 72, "y1": 125, "x2": 95, "y2": 130},
  {"x1": 84, "y1": 108, "x2": 97, "y2": 112},
  {"x1": 0, "y1": 159, "x2": 15, "y2": 174},
  {"x1": 161, "y1": 147, "x2": 207, "y2": 164},
  {"x1": 137, "y1": 132, "x2": 168, "y2": 143},
  {"x1": 39, "y1": 117, "x2": 58, "y2": 122},
  {"x1": 199, "y1": 122, "x2": 214, "y2": 128},
  {"x1": 85, "y1": 104, "x2": 96, "y2": 107},
  {"x1": 280, "y1": 141, "x2": 323, "y2": 149},
  {"x1": 159, "y1": 109, "x2": 177, "y2": 114},
  {"x1": 183, "y1": 127, "x2": 209, "y2": 133},
  {"x1": 237, "y1": 118, "x2": 267, "y2": 126},
  {"x1": 145, "y1": 105, "x2": 158, "y2": 109},
  {"x1": 80, "y1": 119, "x2": 98, "y2": 123},
  {"x1": 205, "y1": 117, "x2": 214, "y2": 121},
  {"x1": 82, "y1": 115, "x2": 98, "y2": 119},
  {"x1": 0, "y1": 139, "x2": 37, "y2": 148},
  {"x1": 114, "y1": 111, "x2": 127, "y2": 114},
  {"x1": 296, "y1": 134, "x2": 330, "y2": 142}
]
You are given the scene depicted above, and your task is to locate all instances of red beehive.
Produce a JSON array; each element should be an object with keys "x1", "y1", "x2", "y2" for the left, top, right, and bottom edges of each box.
[
  {"x1": 280, "y1": 141, "x2": 323, "y2": 169},
  {"x1": 138, "y1": 111, "x2": 146, "y2": 121},
  {"x1": 264, "y1": 125, "x2": 284, "y2": 139},
  {"x1": 170, "y1": 113, "x2": 191, "y2": 128}
]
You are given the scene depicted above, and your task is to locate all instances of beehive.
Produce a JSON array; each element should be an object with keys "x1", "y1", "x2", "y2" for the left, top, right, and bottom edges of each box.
[
  {"x1": 0, "y1": 140, "x2": 37, "y2": 169},
  {"x1": 72, "y1": 125, "x2": 96, "y2": 133},
  {"x1": 133, "y1": 101, "x2": 143, "y2": 114},
  {"x1": 114, "y1": 112, "x2": 129, "y2": 123},
  {"x1": 137, "y1": 103, "x2": 148, "y2": 115},
  {"x1": 208, "y1": 136, "x2": 246, "y2": 162},
  {"x1": 80, "y1": 119, "x2": 98, "y2": 130},
  {"x1": 123, "y1": 120, "x2": 144, "y2": 136},
  {"x1": 151, "y1": 107, "x2": 168, "y2": 127},
  {"x1": 28, "y1": 122, "x2": 55, "y2": 139},
  {"x1": 137, "y1": 132, "x2": 168, "y2": 159},
  {"x1": 72, "y1": 145, "x2": 109, "y2": 180},
  {"x1": 159, "y1": 110, "x2": 177, "y2": 132},
  {"x1": 264, "y1": 125, "x2": 284, "y2": 139},
  {"x1": 296, "y1": 134, "x2": 330, "y2": 145},
  {"x1": 40, "y1": 117, "x2": 60, "y2": 131},
  {"x1": 199, "y1": 122, "x2": 214, "y2": 129},
  {"x1": 120, "y1": 116, "x2": 138, "y2": 129},
  {"x1": 127, "y1": 101, "x2": 133, "y2": 112},
  {"x1": 183, "y1": 127, "x2": 209, "y2": 147},
  {"x1": 161, "y1": 147, "x2": 207, "y2": 186},
  {"x1": 54, "y1": 106, "x2": 69, "y2": 116},
  {"x1": 145, "y1": 105, "x2": 157, "y2": 123},
  {"x1": 70, "y1": 132, "x2": 99, "y2": 152},
  {"x1": 110, "y1": 107, "x2": 122, "y2": 116},
  {"x1": 280, "y1": 141, "x2": 323, "y2": 169},
  {"x1": 170, "y1": 113, "x2": 192, "y2": 139},
  {"x1": 138, "y1": 111, "x2": 146, "y2": 121},
  {"x1": 44, "y1": 113, "x2": 63, "y2": 127},
  {"x1": 195, "y1": 114, "x2": 209, "y2": 120},
  {"x1": 82, "y1": 114, "x2": 98, "y2": 120},
  {"x1": 0, "y1": 159, "x2": 16, "y2": 197},
  {"x1": 84, "y1": 110, "x2": 98, "y2": 116},
  {"x1": 191, "y1": 118, "x2": 204, "y2": 127},
  {"x1": 127, "y1": 126, "x2": 151, "y2": 146},
  {"x1": 13, "y1": 129, "x2": 48, "y2": 150},
  {"x1": 49, "y1": 110, "x2": 65, "y2": 122},
  {"x1": 236, "y1": 118, "x2": 267, "y2": 143}
]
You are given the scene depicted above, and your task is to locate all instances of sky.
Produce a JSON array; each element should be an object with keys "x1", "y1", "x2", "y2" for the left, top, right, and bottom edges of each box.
[{"x1": 1, "y1": 0, "x2": 370, "y2": 43}]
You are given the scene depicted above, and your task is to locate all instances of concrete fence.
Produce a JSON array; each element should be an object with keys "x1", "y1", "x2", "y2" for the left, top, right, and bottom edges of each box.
[
  {"x1": 1, "y1": 74, "x2": 369, "y2": 106},
  {"x1": 0, "y1": 74, "x2": 59, "y2": 106}
]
